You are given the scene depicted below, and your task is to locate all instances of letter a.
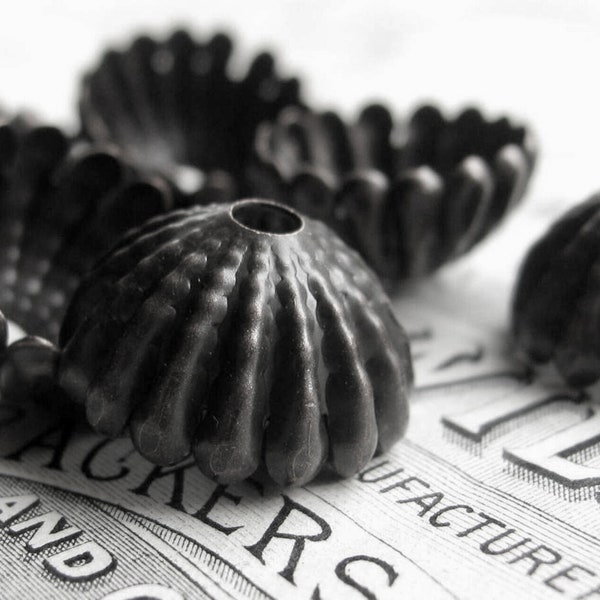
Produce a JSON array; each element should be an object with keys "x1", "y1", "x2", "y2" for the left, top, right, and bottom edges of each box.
[{"x1": 0, "y1": 495, "x2": 38, "y2": 525}]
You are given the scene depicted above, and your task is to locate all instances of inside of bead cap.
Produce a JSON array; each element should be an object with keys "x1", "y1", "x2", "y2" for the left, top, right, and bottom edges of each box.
[{"x1": 231, "y1": 199, "x2": 304, "y2": 235}]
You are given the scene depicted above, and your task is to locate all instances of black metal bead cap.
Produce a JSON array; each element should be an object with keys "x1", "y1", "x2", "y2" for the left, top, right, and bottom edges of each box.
[
  {"x1": 0, "y1": 309, "x2": 7, "y2": 362},
  {"x1": 58, "y1": 199, "x2": 412, "y2": 486},
  {"x1": 79, "y1": 30, "x2": 303, "y2": 204},
  {"x1": 249, "y1": 104, "x2": 537, "y2": 283},
  {"x1": 0, "y1": 113, "x2": 174, "y2": 342},
  {"x1": 512, "y1": 193, "x2": 600, "y2": 387},
  {"x1": 0, "y1": 308, "x2": 71, "y2": 413}
]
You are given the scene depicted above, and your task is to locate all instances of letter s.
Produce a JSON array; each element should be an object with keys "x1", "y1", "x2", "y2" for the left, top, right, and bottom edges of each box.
[{"x1": 335, "y1": 555, "x2": 398, "y2": 600}]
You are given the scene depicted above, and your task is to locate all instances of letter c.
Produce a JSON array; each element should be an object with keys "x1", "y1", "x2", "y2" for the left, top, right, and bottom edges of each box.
[{"x1": 429, "y1": 504, "x2": 474, "y2": 528}]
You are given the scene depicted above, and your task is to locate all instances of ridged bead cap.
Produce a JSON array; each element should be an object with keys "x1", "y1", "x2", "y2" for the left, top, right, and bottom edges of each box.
[
  {"x1": 58, "y1": 199, "x2": 412, "y2": 486},
  {"x1": 250, "y1": 104, "x2": 537, "y2": 283},
  {"x1": 79, "y1": 30, "x2": 302, "y2": 203},
  {"x1": 0, "y1": 113, "x2": 173, "y2": 341},
  {"x1": 513, "y1": 193, "x2": 600, "y2": 387}
]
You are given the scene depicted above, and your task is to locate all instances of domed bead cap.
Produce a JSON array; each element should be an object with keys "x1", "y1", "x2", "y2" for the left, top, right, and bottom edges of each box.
[
  {"x1": 250, "y1": 104, "x2": 537, "y2": 283},
  {"x1": 513, "y1": 193, "x2": 600, "y2": 387},
  {"x1": 79, "y1": 29, "x2": 302, "y2": 203},
  {"x1": 58, "y1": 199, "x2": 412, "y2": 486},
  {"x1": 0, "y1": 112, "x2": 174, "y2": 342}
]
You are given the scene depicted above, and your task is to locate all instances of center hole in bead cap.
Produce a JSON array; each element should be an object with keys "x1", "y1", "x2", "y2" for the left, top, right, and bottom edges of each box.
[{"x1": 232, "y1": 200, "x2": 303, "y2": 234}]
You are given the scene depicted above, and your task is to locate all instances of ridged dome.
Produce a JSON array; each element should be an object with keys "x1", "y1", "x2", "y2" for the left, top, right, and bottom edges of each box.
[
  {"x1": 79, "y1": 29, "x2": 303, "y2": 203},
  {"x1": 250, "y1": 104, "x2": 537, "y2": 283},
  {"x1": 513, "y1": 194, "x2": 600, "y2": 387},
  {"x1": 0, "y1": 113, "x2": 174, "y2": 342},
  {"x1": 58, "y1": 199, "x2": 412, "y2": 486}
]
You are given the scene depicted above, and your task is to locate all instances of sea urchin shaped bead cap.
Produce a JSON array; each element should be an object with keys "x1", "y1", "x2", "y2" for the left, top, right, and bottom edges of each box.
[
  {"x1": 79, "y1": 30, "x2": 302, "y2": 203},
  {"x1": 58, "y1": 199, "x2": 412, "y2": 486},
  {"x1": 250, "y1": 104, "x2": 537, "y2": 283},
  {"x1": 512, "y1": 193, "x2": 600, "y2": 387},
  {"x1": 0, "y1": 112, "x2": 174, "y2": 342}
]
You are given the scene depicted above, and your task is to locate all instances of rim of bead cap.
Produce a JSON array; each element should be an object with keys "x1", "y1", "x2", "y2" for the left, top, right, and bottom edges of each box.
[{"x1": 249, "y1": 103, "x2": 537, "y2": 284}]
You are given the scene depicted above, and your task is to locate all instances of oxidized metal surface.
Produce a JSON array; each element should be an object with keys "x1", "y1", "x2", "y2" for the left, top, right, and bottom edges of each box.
[
  {"x1": 0, "y1": 112, "x2": 174, "y2": 342},
  {"x1": 250, "y1": 104, "x2": 537, "y2": 283},
  {"x1": 0, "y1": 308, "x2": 70, "y2": 412},
  {"x1": 58, "y1": 199, "x2": 413, "y2": 486},
  {"x1": 512, "y1": 194, "x2": 600, "y2": 387},
  {"x1": 79, "y1": 30, "x2": 303, "y2": 204}
]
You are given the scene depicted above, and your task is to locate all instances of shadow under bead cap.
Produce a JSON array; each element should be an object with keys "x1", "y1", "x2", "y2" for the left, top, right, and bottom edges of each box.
[
  {"x1": 58, "y1": 199, "x2": 413, "y2": 487},
  {"x1": 0, "y1": 335, "x2": 61, "y2": 403},
  {"x1": 79, "y1": 29, "x2": 303, "y2": 204},
  {"x1": 0, "y1": 112, "x2": 175, "y2": 342},
  {"x1": 249, "y1": 103, "x2": 537, "y2": 284},
  {"x1": 0, "y1": 308, "x2": 72, "y2": 416},
  {"x1": 512, "y1": 193, "x2": 600, "y2": 387}
]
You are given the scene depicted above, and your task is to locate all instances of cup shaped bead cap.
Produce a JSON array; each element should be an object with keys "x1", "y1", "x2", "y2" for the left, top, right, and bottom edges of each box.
[
  {"x1": 79, "y1": 29, "x2": 303, "y2": 203},
  {"x1": 58, "y1": 199, "x2": 413, "y2": 486},
  {"x1": 0, "y1": 112, "x2": 174, "y2": 342},
  {"x1": 512, "y1": 193, "x2": 600, "y2": 387},
  {"x1": 250, "y1": 104, "x2": 537, "y2": 284}
]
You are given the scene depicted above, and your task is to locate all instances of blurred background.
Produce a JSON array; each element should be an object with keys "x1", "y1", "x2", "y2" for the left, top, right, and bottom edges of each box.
[
  {"x1": 0, "y1": 0, "x2": 598, "y2": 319},
  {"x1": 1, "y1": 1, "x2": 598, "y2": 199},
  {"x1": 1, "y1": 0, "x2": 598, "y2": 203}
]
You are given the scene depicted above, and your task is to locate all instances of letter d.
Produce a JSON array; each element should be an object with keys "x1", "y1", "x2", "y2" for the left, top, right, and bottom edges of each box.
[{"x1": 44, "y1": 541, "x2": 116, "y2": 582}]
